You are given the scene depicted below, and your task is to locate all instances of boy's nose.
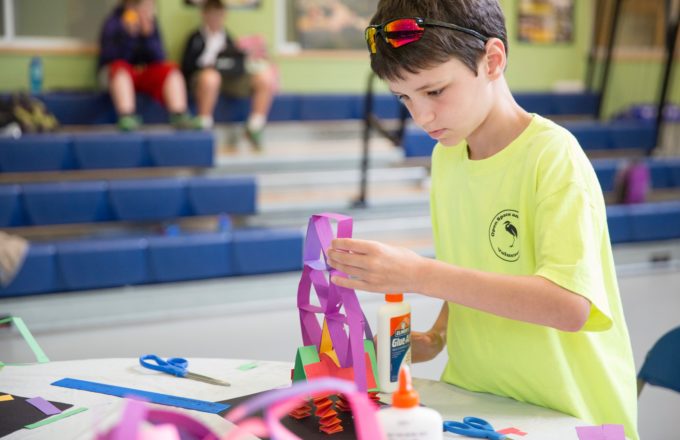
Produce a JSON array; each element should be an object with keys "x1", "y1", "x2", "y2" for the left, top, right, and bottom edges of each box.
[{"x1": 410, "y1": 103, "x2": 435, "y2": 127}]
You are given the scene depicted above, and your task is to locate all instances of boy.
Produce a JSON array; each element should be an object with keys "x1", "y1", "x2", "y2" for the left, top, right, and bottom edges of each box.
[
  {"x1": 181, "y1": 0, "x2": 277, "y2": 149},
  {"x1": 99, "y1": 0, "x2": 198, "y2": 131},
  {"x1": 327, "y1": 1, "x2": 639, "y2": 438}
]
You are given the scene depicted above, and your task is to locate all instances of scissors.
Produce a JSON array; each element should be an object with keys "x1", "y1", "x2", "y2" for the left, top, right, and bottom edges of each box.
[
  {"x1": 139, "y1": 354, "x2": 230, "y2": 387},
  {"x1": 443, "y1": 416, "x2": 509, "y2": 439}
]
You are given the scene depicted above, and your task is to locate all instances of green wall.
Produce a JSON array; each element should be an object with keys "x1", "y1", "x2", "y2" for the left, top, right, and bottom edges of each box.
[{"x1": 0, "y1": 0, "x2": 677, "y2": 117}]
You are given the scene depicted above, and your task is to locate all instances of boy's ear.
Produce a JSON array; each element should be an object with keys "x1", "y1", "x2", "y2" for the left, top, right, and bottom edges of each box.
[{"x1": 483, "y1": 38, "x2": 506, "y2": 80}]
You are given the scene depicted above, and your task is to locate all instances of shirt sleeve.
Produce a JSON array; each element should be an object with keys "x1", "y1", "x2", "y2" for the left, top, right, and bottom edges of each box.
[{"x1": 533, "y1": 182, "x2": 613, "y2": 332}]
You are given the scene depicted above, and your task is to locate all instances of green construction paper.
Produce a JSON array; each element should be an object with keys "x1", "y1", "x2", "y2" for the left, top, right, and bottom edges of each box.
[
  {"x1": 293, "y1": 345, "x2": 320, "y2": 382},
  {"x1": 363, "y1": 339, "x2": 380, "y2": 392},
  {"x1": 237, "y1": 362, "x2": 258, "y2": 371},
  {"x1": 24, "y1": 407, "x2": 88, "y2": 429},
  {"x1": 0, "y1": 317, "x2": 49, "y2": 364}
]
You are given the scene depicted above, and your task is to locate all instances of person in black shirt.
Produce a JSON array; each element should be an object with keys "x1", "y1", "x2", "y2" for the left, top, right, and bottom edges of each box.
[{"x1": 181, "y1": 0, "x2": 276, "y2": 149}]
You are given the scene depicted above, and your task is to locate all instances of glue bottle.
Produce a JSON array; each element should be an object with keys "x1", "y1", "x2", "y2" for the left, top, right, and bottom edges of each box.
[
  {"x1": 377, "y1": 293, "x2": 411, "y2": 393},
  {"x1": 377, "y1": 365, "x2": 443, "y2": 440}
]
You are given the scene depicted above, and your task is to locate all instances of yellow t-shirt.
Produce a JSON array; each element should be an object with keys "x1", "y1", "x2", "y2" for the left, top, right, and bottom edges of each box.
[{"x1": 431, "y1": 114, "x2": 638, "y2": 439}]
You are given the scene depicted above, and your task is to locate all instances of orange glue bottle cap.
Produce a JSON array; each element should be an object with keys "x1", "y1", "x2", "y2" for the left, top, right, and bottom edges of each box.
[
  {"x1": 385, "y1": 293, "x2": 403, "y2": 302},
  {"x1": 391, "y1": 364, "x2": 419, "y2": 408}
]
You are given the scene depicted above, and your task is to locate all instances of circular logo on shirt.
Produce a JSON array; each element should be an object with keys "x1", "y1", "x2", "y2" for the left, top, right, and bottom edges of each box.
[{"x1": 489, "y1": 209, "x2": 520, "y2": 262}]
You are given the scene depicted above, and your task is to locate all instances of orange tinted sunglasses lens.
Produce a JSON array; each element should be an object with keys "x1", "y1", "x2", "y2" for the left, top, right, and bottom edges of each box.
[{"x1": 383, "y1": 19, "x2": 425, "y2": 48}]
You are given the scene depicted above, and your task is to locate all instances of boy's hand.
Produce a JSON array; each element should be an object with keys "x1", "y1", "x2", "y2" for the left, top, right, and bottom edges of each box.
[{"x1": 327, "y1": 238, "x2": 425, "y2": 294}]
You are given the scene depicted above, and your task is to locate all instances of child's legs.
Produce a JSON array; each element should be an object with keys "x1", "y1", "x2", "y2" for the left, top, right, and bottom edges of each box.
[
  {"x1": 250, "y1": 66, "x2": 276, "y2": 118},
  {"x1": 136, "y1": 62, "x2": 187, "y2": 113},
  {"x1": 193, "y1": 68, "x2": 222, "y2": 118},
  {"x1": 106, "y1": 60, "x2": 136, "y2": 116}
]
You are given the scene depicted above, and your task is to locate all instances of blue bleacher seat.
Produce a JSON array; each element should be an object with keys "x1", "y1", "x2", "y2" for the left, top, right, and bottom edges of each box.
[
  {"x1": 371, "y1": 94, "x2": 403, "y2": 120},
  {"x1": 187, "y1": 177, "x2": 257, "y2": 216},
  {"x1": 606, "y1": 205, "x2": 633, "y2": 244},
  {"x1": 268, "y1": 95, "x2": 300, "y2": 121},
  {"x1": 146, "y1": 132, "x2": 214, "y2": 167},
  {"x1": 0, "y1": 134, "x2": 74, "y2": 172},
  {"x1": 21, "y1": 181, "x2": 111, "y2": 225},
  {"x1": 0, "y1": 244, "x2": 57, "y2": 297},
  {"x1": 299, "y1": 95, "x2": 360, "y2": 121},
  {"x1": 514, "y1": 93, "x2": 554, "y2": 115},
  {"x1": 109, "y1": 178, "x2": 188, "y2": 222},
  {"x1": 72, "y1": 133, "x2": 149, "y2": 169},
  {"x1": 627, "y1": 201, "x2": 680, "y2": 242},
  {"x1": 212, "y1": 96, "x2": 251, "y2": 122},
  {"x1": 565, "y1": 122, "x2": 610, "y2": 150},
  {"x1": 231, "y1": 228, "x2": 303, "y2": 275},
  {"x1": 551, "y1": 92, "x2": 599, "y2": 116},
  {"x1": 608, "y1": 122, "x2": 656, "y2": 151},
  {"x1": 148, "y1": 233, "x2": 233, "y2": 282},
  {"x1": 402, "y1": 129, "x2": 436, "y2": 158},
  {"x1": 0, "y1": 185, "x2": 24, "y2": 227},
  {"x1": 40, "y1": 92, "x2": 116, "y2": 125},
  {"x1": 57, "y1": 238, "x2": 149, "y2": 290},
  {"x1": 592, "y1": 160, "x2": 619, "y2": 192}
]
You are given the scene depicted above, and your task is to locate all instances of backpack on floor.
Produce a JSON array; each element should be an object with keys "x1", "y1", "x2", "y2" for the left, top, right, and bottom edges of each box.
[{"x1": 0, "y1": 93, "x2": 59, "y2": 134}]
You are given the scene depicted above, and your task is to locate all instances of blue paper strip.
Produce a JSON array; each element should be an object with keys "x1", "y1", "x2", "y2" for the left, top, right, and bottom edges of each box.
[{"x1": 51, "y1": 378, "x2": 229, "y2": 414}]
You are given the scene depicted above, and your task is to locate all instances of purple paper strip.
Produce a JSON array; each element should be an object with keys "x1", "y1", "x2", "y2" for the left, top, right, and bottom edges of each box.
[
  {"x1": 26, "y1": 396, "x2": 61, "y2": 416},
  {"x1": 297, "y1": 213, "x2": 374, "y2": 392},
  {"x1": 603, "y1": 424, "x2": 625, "y2": 440},
  {"x1": 576, "y1": 424, "x2": 625, "y2": 440}
]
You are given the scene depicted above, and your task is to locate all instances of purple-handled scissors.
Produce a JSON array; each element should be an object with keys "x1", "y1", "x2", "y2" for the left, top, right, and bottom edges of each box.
[
  {"x1": 443, "y1": 416, "x2": 509, "y2": 439},
  {"x1": 139, "y1": 354, "x2": 230, "y2": 387}
]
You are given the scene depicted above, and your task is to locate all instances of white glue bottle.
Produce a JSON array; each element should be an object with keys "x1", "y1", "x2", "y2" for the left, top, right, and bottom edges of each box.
[
  {"x1": 377, "y1": 293, "x2": 411, "y2": 393},
  {"x1": 377, "y1": 364, "x2": 443, "y2": 440}
]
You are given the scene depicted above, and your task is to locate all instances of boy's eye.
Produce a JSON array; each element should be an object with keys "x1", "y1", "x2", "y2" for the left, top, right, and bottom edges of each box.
[{"x1": 427, "y1": 88, "x2": 444, "y2": 97}]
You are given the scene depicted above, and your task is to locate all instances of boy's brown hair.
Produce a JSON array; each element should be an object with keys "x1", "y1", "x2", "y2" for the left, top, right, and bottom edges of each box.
[
  {"x1": 202, "y1": 0, "x2": 225, "y2": 11},
  {"x1": 369, "y1": 0, "x2": 507, "y2": 80}
]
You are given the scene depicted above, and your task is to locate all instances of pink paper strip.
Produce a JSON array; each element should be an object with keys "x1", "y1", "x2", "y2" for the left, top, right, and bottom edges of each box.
[
  {"x1": 26, "y1": 396, "x2": 61, "y2": 416},
  {"x1": 497, "y1": 427, "x2": 527, "y2": 436}
]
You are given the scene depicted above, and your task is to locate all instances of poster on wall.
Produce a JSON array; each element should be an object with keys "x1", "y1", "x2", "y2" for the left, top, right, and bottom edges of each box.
[
  {"x1": 518, "y1": 0, "x2": 574, "y2": 43},
  {"x1": 291, "y1": 0, "x2": 378, "y2": 50},
  {"x1": 184, "y1": 0, "x2": 261, "y2": 9}
]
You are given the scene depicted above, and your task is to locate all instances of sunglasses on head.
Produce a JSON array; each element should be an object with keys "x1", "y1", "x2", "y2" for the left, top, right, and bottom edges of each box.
[{"x1": 365, "y1": 17, "x2": 489, "y2": 54}]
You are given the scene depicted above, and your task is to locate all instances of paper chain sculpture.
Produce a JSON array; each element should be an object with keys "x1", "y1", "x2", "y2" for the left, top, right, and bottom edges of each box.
[{"x1": 291, "y1": 213, "x2": 380, "y2": 435}]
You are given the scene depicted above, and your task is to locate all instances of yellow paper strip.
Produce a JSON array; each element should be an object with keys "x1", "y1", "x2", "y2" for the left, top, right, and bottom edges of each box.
[{"x1": 0, "y1": 394, "x2": 14, "y2": 401}]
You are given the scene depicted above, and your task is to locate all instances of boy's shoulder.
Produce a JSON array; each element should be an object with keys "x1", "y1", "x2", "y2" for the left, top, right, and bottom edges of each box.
[{"x1": 522, "y1": 114, "x2": 581, "y2": 162}]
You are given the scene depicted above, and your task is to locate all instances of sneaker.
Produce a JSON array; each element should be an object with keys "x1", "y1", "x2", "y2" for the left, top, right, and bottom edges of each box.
[
  {"x1": 117, "y1": 114, "x2": 141, "y2": 132},
  {"x1": 170, "y1": 112, "x2": 202, "y2": 131},
  {"x1": 244, "y1": 126, "x2": 263, "y2": 151}
]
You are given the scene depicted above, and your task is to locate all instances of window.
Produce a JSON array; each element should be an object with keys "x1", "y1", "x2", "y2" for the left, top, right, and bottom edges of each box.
[{"x1": 1, "y1": 0, "x2": 118, "y2": 48}]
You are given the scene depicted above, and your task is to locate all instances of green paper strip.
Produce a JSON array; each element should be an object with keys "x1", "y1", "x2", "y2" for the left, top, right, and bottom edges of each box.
[
  {"x1": 237, "y1": 362, "x2": 258, "y2": 371},
  {"x1": 0, "y1": 316, "x2": 49, "y2": 364},
  {"x1": 24, "y1": 407, "x2": 88, "y2": 429}
]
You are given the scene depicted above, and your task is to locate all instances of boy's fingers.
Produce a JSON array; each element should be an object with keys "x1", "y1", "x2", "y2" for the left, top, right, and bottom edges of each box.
[
  {"x1": 331, "y1": 274, "x2": 366, "y2": 291},
  {"x1": 331, "y1": 238, "x2": 373, "y2": 254},
  {"x1": 327, "y1": 247, "x2": 365, "y2": 267}
]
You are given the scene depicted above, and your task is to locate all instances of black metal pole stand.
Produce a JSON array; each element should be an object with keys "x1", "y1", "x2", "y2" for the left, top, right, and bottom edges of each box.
[
  {"x1": 597, "y1": 0, "x2": 623, "y2": 120},
  {"x1": 585, "y1": 0, "x2": 607, "y2": 94},
  {"x1": 352, "y1": 73, "x2": 408, "y2": 208},
  {"x1": 652, "y1": 0, "x2": 680, "y2": 154}
]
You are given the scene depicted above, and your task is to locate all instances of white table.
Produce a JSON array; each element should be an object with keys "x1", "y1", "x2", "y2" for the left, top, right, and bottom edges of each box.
[{"x1": 0, "y1": 358, "x2": 588, "y2": 439}]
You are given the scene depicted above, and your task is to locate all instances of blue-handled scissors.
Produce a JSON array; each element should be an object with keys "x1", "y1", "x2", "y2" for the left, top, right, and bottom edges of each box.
[
  {"x1": 443, "y1": 416, "x2": 509, "y2": 439},
  {"x1": 139, "y1": 354, "x2": 230, "y2": 387}
]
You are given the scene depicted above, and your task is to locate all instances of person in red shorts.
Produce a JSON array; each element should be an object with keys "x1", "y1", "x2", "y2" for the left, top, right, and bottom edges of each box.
[{"x1": 98, "y1": 0, "x2": 199, "y2": 131}]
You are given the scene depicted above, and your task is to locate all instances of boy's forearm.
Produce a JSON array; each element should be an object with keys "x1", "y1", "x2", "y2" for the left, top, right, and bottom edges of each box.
[{"x1": 414, "y1": 258, "x2": 590, "y2": 332}]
